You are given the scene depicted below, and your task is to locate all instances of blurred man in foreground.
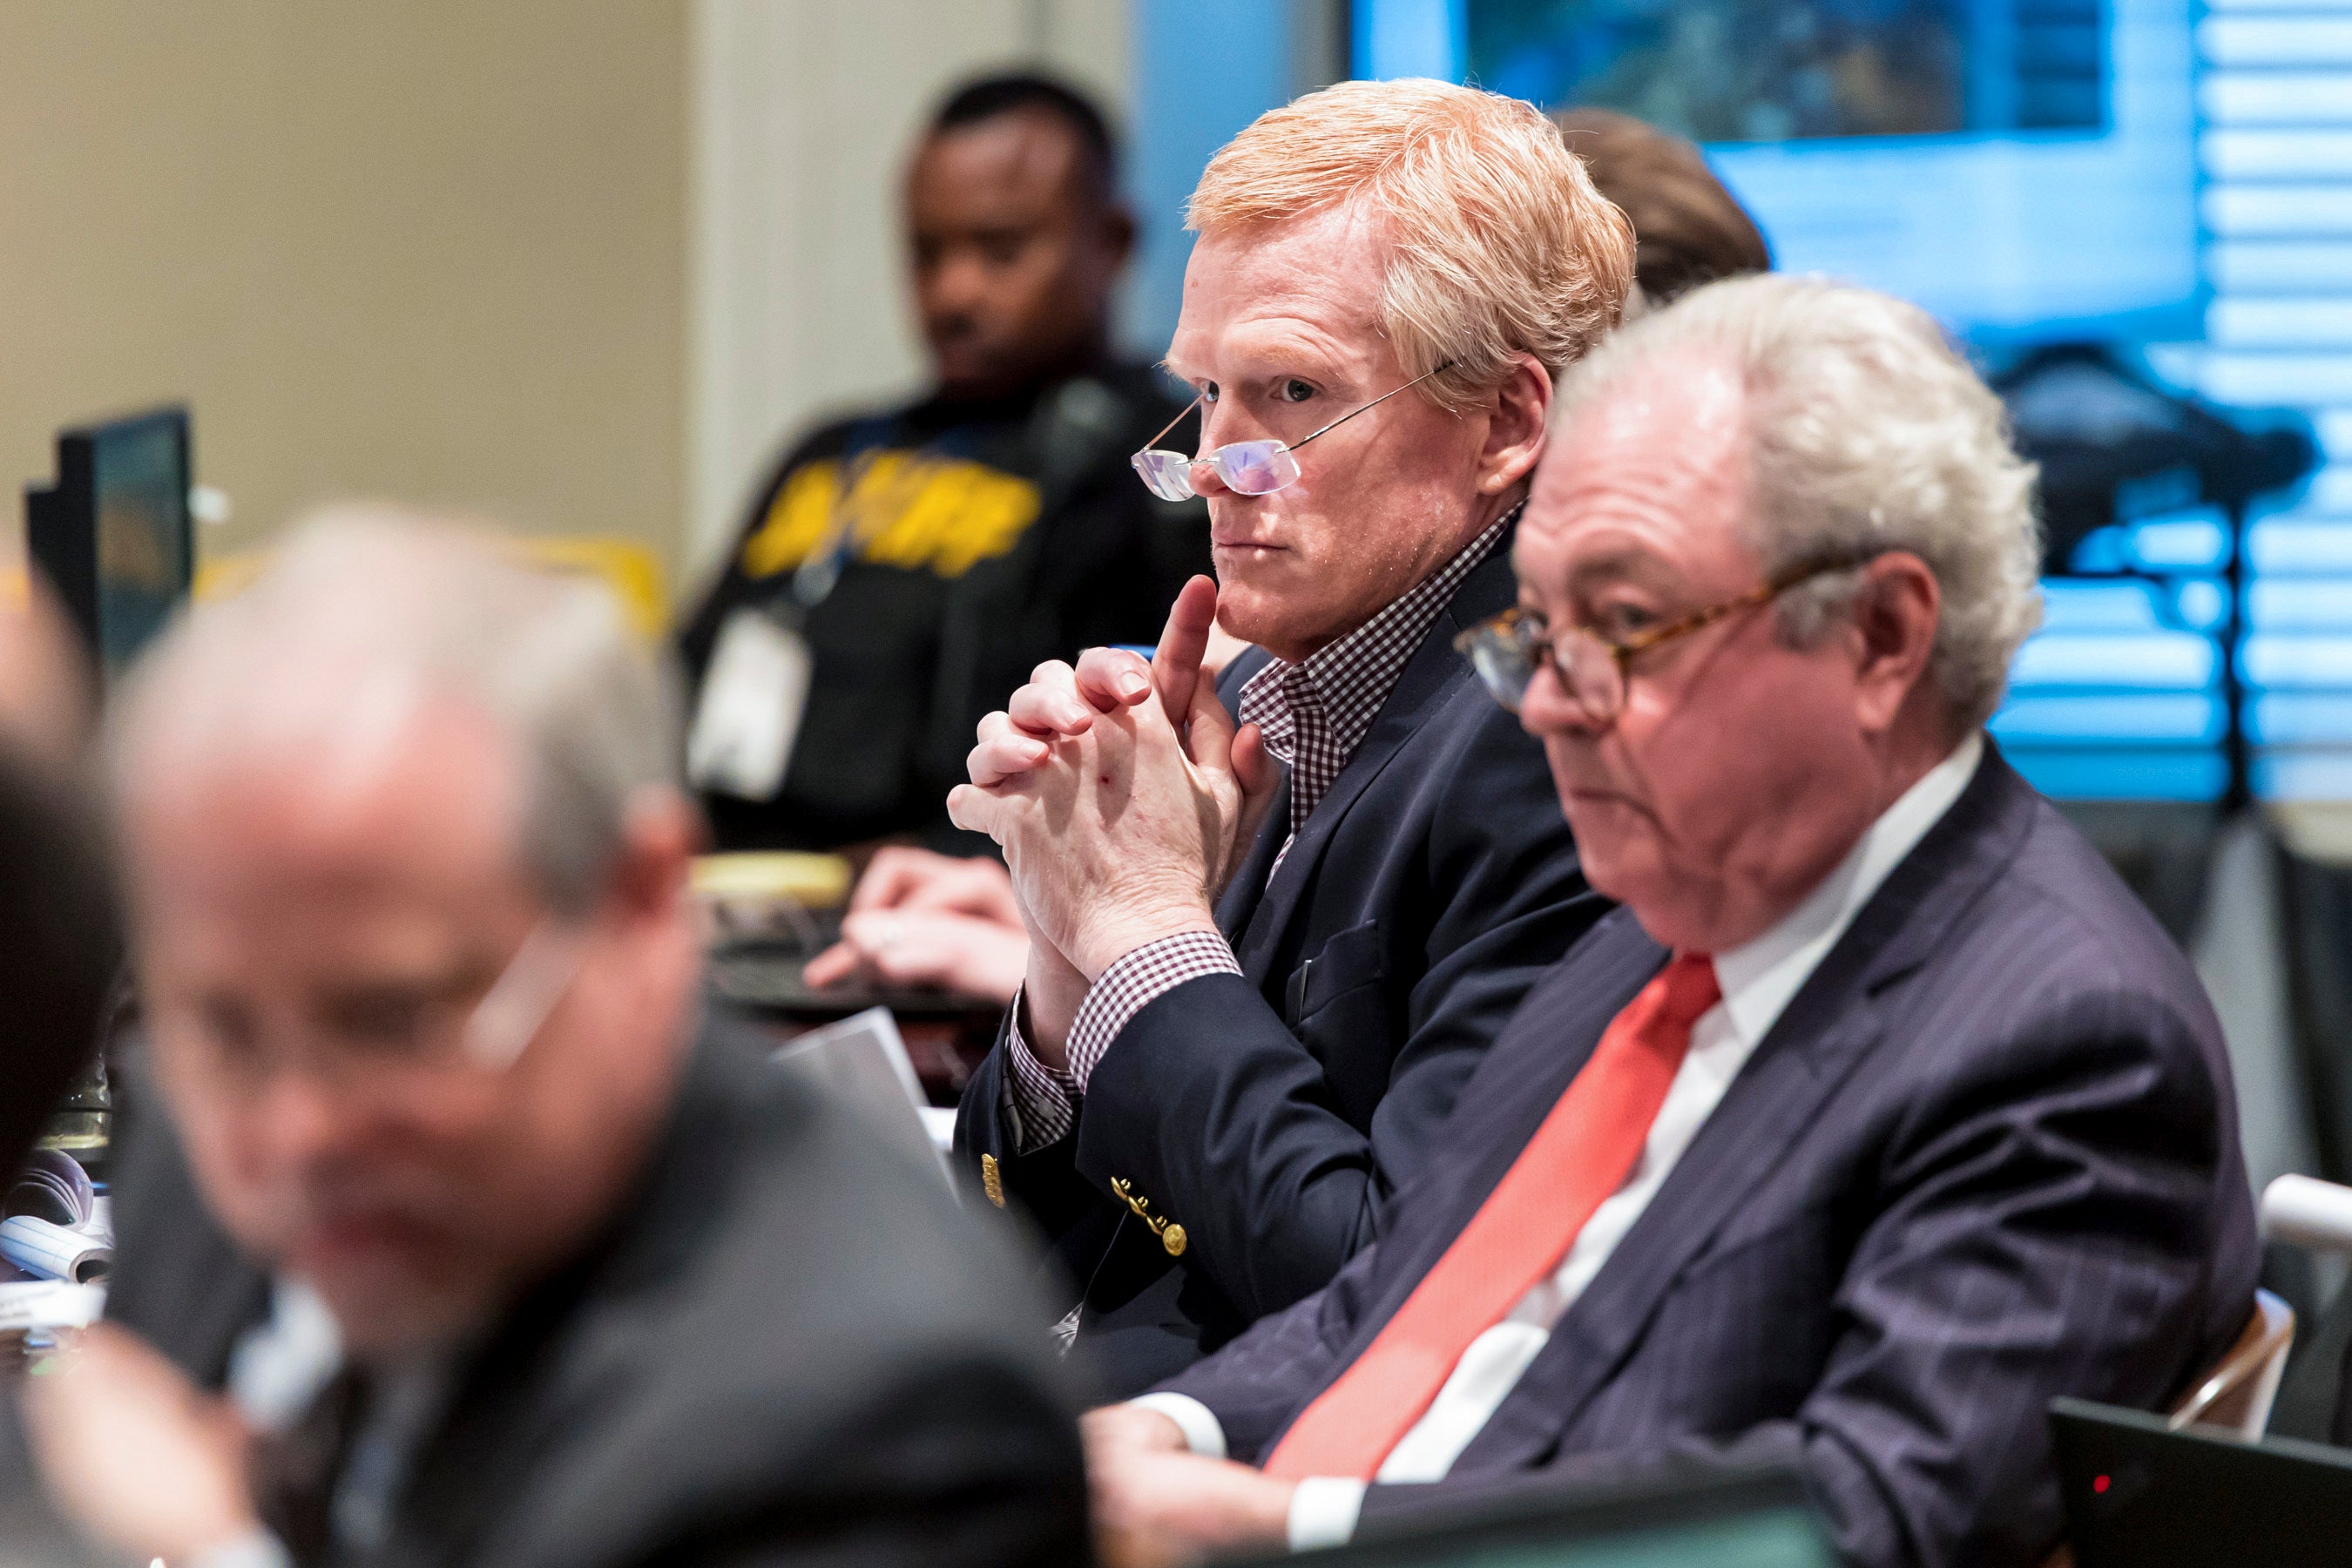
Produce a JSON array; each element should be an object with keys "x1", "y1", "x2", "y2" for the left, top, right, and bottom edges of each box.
[
  {"x1": 26, "y1": 512, "x2": 1087, "y2": 1568},
  {"x1": 1083, "y1": 277, "x2": 2259, "y2": 1566},
  {"x1": 680, "y1": 71, "x2": 1207, "y2": 865},
  {"x1": 949, "y1": 79, "x2": 1629, "y2": 1393}
]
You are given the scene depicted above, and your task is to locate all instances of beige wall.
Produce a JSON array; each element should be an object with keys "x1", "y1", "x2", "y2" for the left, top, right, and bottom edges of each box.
[
  {"x1": 0, "y1": 2, "x2": 689, "y2": 575},
  {"x1": 0, "y1": 1, "x2": 1138, "y2": 603}
]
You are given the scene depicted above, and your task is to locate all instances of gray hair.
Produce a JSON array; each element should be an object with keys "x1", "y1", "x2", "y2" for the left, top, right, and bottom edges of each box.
[
  {"x1": 110, "y1": 505, "x2": 680, "y2": 914},
  {"x1": 1554, "y1": 274, "x2": 2044, "y2": 728}
]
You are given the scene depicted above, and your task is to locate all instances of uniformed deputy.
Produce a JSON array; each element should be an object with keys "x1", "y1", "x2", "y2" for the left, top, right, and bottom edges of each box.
[{"x1": 678, "y1": 73, "x2": 1208, "y2": 855}]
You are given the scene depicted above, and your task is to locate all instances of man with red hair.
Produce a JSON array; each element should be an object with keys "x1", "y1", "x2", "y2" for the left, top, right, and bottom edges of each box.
[{"x1": 952, "y1": 79, "x2": 1632, "y2": 1393}]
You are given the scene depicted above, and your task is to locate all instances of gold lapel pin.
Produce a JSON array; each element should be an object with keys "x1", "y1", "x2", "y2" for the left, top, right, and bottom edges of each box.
[{"x1": 1110, "y1": 1178, "x2": 1188, "y2": 1257}]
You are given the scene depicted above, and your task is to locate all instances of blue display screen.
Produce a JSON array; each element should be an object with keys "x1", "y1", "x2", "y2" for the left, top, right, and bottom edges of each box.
[
  {"x1": 1347, "y1": 0, "x2": 2352, "y2": 806},
  {"x1": 1355, "y1": 0, "x2": 2202, "y2": 341}
]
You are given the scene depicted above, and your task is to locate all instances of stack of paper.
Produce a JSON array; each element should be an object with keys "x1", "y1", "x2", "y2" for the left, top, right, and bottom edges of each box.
[{"x1": 0, "y1": 1150, "x2": 112, "y2": 1285}]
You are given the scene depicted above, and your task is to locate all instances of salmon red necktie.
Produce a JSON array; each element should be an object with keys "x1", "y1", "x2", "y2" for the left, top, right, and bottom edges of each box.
[{"x1": 1261, "y1": 951, "x2": 1721, "y2": 1482}]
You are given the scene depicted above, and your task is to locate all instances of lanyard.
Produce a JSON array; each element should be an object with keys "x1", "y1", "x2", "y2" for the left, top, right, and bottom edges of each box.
[{"x1": 789, "y1": 420, "x2": 936, "y2": 612}]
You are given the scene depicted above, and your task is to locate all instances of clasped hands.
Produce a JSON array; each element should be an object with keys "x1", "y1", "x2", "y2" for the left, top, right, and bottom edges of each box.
[{"x1": 946, "y1": 577, "x2": 1276, "y2": 1062}]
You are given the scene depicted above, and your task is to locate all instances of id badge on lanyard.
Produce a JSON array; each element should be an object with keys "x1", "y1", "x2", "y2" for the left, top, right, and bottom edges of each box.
[
  {"x1": 686, "y1": 605, "x2": 815, "y2": 801},
  {"x1": 686, "y1": 438, "x2": 895, "y2": 801}
]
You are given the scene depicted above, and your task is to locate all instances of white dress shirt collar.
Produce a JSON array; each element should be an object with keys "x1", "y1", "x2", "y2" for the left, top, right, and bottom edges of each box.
[{"x1": 1711, "y1": 729, "x2": 1984, "y2": 1050}]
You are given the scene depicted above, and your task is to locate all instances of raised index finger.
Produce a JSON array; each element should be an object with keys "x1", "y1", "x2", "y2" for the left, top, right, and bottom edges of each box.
[{"x1": 1152, "y1": 575, "x2": 1220, "y2": 738}]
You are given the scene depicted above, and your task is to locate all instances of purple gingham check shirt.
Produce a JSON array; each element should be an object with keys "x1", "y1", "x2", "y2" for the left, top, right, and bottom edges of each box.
[{"x1": 1001, "y1": 507, "x2": 1518, "y2": 1152}]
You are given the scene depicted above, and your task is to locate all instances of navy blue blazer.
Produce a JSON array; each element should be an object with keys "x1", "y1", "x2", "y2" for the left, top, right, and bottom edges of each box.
[
  {"x1": 1159, "y1": 747, "x2": 2260, "y2": 1568},
  {"x1": 955, "y1": 537, "x2": 1610, "y2": 1396}
]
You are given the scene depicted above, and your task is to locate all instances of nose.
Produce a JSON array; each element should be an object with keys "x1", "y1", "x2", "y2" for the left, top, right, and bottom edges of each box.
[
  {"x1": 1188, "y1": 455, "x2": 1233, "y2": 497},
  {"x1": 922, "y1": 251, "x2": 993, "y2": 320},
  {"x1": 1517, "y1": 661, "x2": 1606, "y2": 741},
  {"x1": 254, "y1": 1061, "x2": 368, "y2": 1171},
  {"x1": 1187, "y1": 402, "x2": 1260, "y2": 499}
]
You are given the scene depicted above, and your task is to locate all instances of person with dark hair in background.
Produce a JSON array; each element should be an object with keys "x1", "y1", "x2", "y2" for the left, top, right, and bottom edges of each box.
[
  {"x1": 1551, "y1": 106, "x2": 1770, "y2": 310},
  {"x1": 679, "y1": 71, "x2": 1208, "y2": 865},
  {"x1": 0, "y1": 588, "x2": 132, "y2": 1568},
  {"x1": 0, "y1": 587, "x2": 118, "y2": 1180}
]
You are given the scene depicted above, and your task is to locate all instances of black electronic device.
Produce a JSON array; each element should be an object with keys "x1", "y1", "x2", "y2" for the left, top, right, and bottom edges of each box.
[
  {"x1": 23, "y1": 407, "x2": 194, "y2": 677},
  {"x1": 2051, "y1": 1396, "x2": 2352, "y2": 1567},
  {"x1": 1229, "y1": 1469, "x2": 1835, "y2": 1568}
]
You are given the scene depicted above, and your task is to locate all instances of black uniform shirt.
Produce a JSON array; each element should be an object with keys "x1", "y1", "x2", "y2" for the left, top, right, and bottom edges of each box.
[{"x1": 679, "y1": 365, "x2": 1207, "y2": 852}]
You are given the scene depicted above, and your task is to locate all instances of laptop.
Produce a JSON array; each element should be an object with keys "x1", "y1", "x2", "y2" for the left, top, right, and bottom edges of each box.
[
  {"x1": 2051, "y1": 1396, "x2": 2352, "y2": 1567},
  {"x1": 771, "y1": 1006, "x2": 952, "y2": 1183},
  {"x1": 1232, "y1": 1468, "x2": 1835, "y2": 1568}
]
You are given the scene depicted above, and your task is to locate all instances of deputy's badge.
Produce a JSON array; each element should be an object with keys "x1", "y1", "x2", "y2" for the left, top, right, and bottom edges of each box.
[{"x1": 980, "y1": 1153, "x2": 1006, "y2": 1208}]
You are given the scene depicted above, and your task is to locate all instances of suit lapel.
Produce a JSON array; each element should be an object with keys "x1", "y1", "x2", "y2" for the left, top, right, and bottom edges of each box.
[
  {"x1": 1254, "y1": 913, "x2": 1667, "y2": 1455},
  {"x1": 391, "y1": 1026, "x2": 750, "y2": 1561},
  {"x1": 1207, "y1": 646, "x2": 1284, "y2": 940},
  {"x1": 103, "y1": 1073, "x2": 275, "y2": 1388},
  {"x1": 1229, "y1": 546, "x2": 1517, "y2": 980},
  {"x1": 1213, "y1": 773, "x2": 1290, "y2": 939},
  {"x1": 1459, "y1": 747, "x2": 2044, "y2": 1467},
  {"x1": 1381, "y1": 914, "x2": 1666, "y2": 1281}
]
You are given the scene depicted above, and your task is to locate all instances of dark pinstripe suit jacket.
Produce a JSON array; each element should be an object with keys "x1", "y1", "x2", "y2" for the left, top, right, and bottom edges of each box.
[{"x1": 1158, "y1": 745, "x2": 2260, "y2": 1568}]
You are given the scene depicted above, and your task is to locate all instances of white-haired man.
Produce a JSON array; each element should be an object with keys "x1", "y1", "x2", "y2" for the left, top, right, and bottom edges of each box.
[
  {"x1": 23, "y1": 514, "x2": 1088, "y2": 1568},
  {"x1": 1078, "y1": 276, "x2": 2260, "y2": 1566},
  {"x1": 948, "y1": 78, "x2": 1632, "y2": 1395}
]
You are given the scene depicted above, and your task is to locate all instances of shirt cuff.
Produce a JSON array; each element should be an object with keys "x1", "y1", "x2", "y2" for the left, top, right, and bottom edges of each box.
[
  {"x1": 1288, "y1": 1477, "x2": 1368, "y2": 1551},
  {"x1": 191, "y1": 1528, "x2": 295, "y2": 1568},
  {"x1": 1064, "y1": 930, "x2": 1241, "y2": 1092},
  {"x1": 1000, "y1": 983, "x2": 1079, "y2": 1154},
  {"x1": 1125, "y1": 1392, "x2": 1227, "y2": 1460}
]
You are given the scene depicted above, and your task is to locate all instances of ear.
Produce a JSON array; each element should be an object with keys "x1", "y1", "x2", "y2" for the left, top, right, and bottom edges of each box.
[
  {"x1": 608, "y1": 787, "x2": 702, "y2": 926},
  {"x1": 1848, "y1": 553, "x2": 1941, "y2": 735},
  {"x1": 1477, "y1": 355, "x2": 1551, "y2": 499}
]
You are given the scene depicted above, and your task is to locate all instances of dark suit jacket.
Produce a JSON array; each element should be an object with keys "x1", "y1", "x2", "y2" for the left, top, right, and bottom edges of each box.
[
  {"x1": 104, "y1": 1010, "x2": 1092, "y2": 1568},
  {"x1": 1159, "y1": 747, "x2": 2261, "y2": 1568},
  {"x1": 0, "y1": 747, "x2": 119, "y2": 1177},
  {"x1": 955, "y1": 535, "x2": 1610, "y2": 1396}
]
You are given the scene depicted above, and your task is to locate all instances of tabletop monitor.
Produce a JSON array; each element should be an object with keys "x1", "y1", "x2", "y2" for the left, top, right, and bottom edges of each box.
[
  {"x1": 24, "y1": 406, "x2": 194, "y2": 678},
  {"x1": 2051, "y1": 1396, "x2": 2352, "y2": 1568},
  {"x1": 1233, "y1": 1470, "x2": 1835, "y2": 1568}
]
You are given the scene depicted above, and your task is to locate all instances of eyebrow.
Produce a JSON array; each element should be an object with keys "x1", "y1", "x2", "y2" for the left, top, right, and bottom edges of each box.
[
  {"x1": 1561, "y1": 547, "x2": 1674, "y2": 593},
  {"x1": 1164, "y1": 321, "x2": 1357, "y2": 387}
]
